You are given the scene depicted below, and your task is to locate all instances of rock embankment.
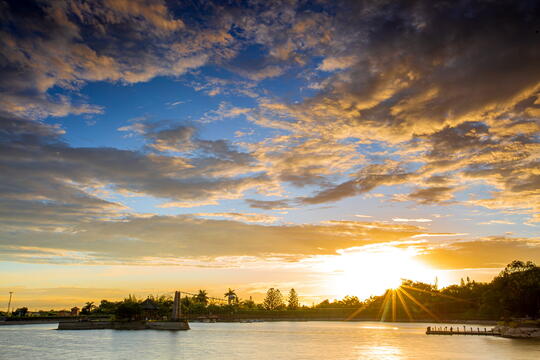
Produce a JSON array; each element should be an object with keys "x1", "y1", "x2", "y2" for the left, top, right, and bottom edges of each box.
[{"x1": 494, "y1": 325, "x2": 540, "y2": 339}]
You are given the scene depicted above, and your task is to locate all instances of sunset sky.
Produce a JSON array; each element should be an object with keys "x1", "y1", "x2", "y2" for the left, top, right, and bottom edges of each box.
[{"x1": 1, "y1": 0, "x2": 539, "y2": 309}]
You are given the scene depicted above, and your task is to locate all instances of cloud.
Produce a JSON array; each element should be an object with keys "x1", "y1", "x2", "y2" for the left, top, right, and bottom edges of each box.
[
  {"x1": 1, "y1": 0, "x2": 539, "y2": 272},
  {"x1": 300, "y1": 163, "x2": 411, "y2": 205},
  {"x1": 199, "y1": 102, "x2": 251, "y2": 123},
  {"x1": 318, "y1": 56, "x2": 357, "y2": 72},
  {"x1": 240, "y1": 0, "x2": 540, "y2": 222},
  {"x1": 245, "y1": 199, "x2": 294, "y2": 210},
  {"x1": 478, "y1": 220, "x2": 516, "y2": 225},
  {"x1": 0, "y1": 216, "x2": 447, "y2": 264},
  {"x1": 418, "y1": 236, "x2": 540, "y2": 269},
  {"x1": 0, "y1": 0, "x2": 236, "y2": 118},
  {"x1": 0, "y1": 113, "x2": 271, "y2": 229},
  {"x1": 194, "y1": 212, "x2": 280, "y2": 224},
  {"x1": 393, "y1": 218, "x2": 432, "y2": 223},
  {"x1": 245, "y1": 135, "x2": 364, "y2": 188},
  {"x1": 405, "y1": 186, "x2": 457, "y2": 205}
]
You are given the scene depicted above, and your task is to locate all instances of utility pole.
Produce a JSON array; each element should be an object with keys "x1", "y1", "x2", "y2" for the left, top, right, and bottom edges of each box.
[{"x1": 7, "y1": 292, "x2": 13, "y2": 315}]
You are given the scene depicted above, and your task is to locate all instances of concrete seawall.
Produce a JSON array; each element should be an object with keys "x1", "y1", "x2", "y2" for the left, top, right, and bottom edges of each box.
[{"x1": 58, "y1": 320, "x2": 189, "y2": 331}]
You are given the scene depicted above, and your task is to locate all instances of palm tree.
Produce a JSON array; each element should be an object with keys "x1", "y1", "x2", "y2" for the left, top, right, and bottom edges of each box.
[
  {"x1": 81, "y1": 301, "x2": 95, "y2": 315},
  {"x1": 196, "y1": 290, "x2": 209, "y2": 304},
  {"x1": 224, "y1": 288, "x2": 237, "y2": 305}
]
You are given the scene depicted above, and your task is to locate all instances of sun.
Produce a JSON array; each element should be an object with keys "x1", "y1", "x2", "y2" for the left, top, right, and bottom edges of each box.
[{"x1": 318, "y1": 244, "x2": 435, "y2": 300}]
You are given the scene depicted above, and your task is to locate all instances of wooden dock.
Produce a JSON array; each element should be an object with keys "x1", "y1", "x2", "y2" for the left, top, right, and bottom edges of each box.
[{"x1": 426, "y1": 326, "x2": 501, "y2": 336}]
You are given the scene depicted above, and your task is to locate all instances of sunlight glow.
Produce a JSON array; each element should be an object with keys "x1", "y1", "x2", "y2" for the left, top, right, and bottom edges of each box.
[{"x1": 315, "y1": 244, "x2": 436, "y2": 300}]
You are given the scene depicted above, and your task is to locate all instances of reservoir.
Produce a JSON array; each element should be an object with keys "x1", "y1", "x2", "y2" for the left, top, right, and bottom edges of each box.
[{"x1": 1, "y1": 321, "x2": 538, "y2": 359}]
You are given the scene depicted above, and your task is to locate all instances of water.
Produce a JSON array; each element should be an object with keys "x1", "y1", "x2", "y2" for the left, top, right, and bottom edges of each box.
[{"x1": 1, "y1": 321, "x2": 538, "y2": 359}]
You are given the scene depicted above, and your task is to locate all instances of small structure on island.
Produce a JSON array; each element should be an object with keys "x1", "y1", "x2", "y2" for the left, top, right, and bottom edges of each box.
[
  {"x1": 58, "y1": 289, "x2": 189, "y2": 331},
  {"x1": 70, "y1": 307, "x2": 80, "y2": 316},
  {"x1": 141, "y1": 298, "x2": 159, "y2": 320}
]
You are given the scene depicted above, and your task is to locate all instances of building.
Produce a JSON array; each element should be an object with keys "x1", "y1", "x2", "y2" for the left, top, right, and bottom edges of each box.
[{"x1": 140, "y1": 298, "x2": 159, "y2": 320}]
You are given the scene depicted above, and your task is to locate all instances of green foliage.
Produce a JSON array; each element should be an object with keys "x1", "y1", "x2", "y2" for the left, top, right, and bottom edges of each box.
[
  {"x1": 263, "y1": 288, "x2": 285, "y2": 310},
  {"x1": 485, "y1": 260, "x2": 540, "y2": 318},
  {"x1": 71, "y1": 261, "x2": 540, "y2": 321},
  {"x1": 81, "y1": 301, "x2": 96, "y2": 315},
  {"x1": 315, "y1": 295, "x2": 362, "y2": 308},
  {"x1": 357, "y1": 261, "x2": 540, "y2": 321},
  {"x1": 12, "y1": 307, "x2": 28, "y2": 317},
  {"x1": 242, "y1": 298, "x2": 256, "y2": 309},
  {"x1": 224, "y1": 288, "x2": 237, "y2": 305},
  {"x1": 95, "y1": 300, "x2": 118, "y2": 314},
  {"x1": 195, "y1": 290, "x2": 209, "y2": 304},
  {"x1": 115, "y1": 298, "x2": 141, "y2": 320},
  {"x1": 287, "y1": 288, "x2": 299, "y2": 310}
]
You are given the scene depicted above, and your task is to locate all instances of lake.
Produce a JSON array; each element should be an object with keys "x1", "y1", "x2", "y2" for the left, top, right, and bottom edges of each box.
[{"x1": 1, "y1": 321, "x2": 539, "y2": 359}]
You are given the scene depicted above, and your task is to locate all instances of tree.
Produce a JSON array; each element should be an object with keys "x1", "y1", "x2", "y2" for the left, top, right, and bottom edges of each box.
[
  {"x1": 96, "y1": 300, "x2": 118, "y2": 314},
  {"x1": 81, "y1": 301, "x2": 96, "y2": 315},
  {"x1": 115, "y1": 298, "x2": 141, "y2": 320},
  {"x1": 502, "y1": 260, "x2": 536, "y2": 275},
  {"x1": 196, "y1": 290, "x2": 209, "y2": 305},
  {"x1": 489, "y1": 260, "x2": 540, "y2": 318},
  {"x1": 224, "y1": 288, "x2": 237, "y2": 305},
  {"x1": 287, "y1": 288, "x2": 299, "y2": 310},
  {"x1": 242, "y1": 297, "x2": 256, "y2": 309},
  {"x1": 263, "y1": 288, "x2": 285, "y2": 310},
  {"x1": 340, "y1": 295, "x2": 361, "y2": 307},
  {"x1": 13, "y1": 307, "x2": 28, "y2": 317}
]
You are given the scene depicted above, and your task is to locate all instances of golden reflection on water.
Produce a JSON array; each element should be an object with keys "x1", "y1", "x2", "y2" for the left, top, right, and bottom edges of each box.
[
  {"x1": 356, "y1": 345, "x2": 402, "y2": 360},
  {"x1": 359, "y1": 325, "x2": 399, "y2": 330}
]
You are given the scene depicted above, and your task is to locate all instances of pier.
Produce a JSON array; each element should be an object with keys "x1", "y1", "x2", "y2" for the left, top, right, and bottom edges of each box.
[{"x1": 426, "y1": 326, "x2": 501, "y2": 336}]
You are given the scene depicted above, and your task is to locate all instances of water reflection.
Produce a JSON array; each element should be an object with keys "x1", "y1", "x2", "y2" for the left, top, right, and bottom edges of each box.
[
  {"x1": 1, "y1": 322, "x2": 539, "y2": 360},
  {"x1": 357, "y1": 345, "x2": 402, "y2": 360},
  {"x1": 359, "y1": 325, "x2": 399, "y2": 330}
]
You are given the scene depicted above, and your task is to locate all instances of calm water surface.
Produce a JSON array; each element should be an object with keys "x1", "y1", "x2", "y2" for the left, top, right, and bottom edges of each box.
[{"x1": 1, "y1": 321, "x2": 539, "y2": 359}]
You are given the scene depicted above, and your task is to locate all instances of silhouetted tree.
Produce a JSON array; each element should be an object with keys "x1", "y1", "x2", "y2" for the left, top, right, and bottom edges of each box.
[
  {"x1": 115, "y1": 298, "x2": 141, "y2": 320},
  {"x1": 263, "y1": 288, "x2": 285, "y2": 310},
  {"x1": 195, "y1": 290, "x2": 209, "y2": 304},
  {"x1": 287, "y1": 288, "x2": 299, "y2": 310},
  {"x1": 224, "y1": 289, "x2": 237, "y2": 305},
  {"x1": 13, "y1": 307, "x2": 28, "y2": 317},
  {"x1": 487, "y1": 260, "x2": 540, "y2": 318},
  {"x1": 81, "y1": 301, "x2": 96, "y2": 315}
]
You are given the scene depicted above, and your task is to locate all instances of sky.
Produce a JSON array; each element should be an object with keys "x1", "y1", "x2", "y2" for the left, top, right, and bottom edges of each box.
[{"x1": 0, "y1": 0, "x2": 539, "y2": 310}]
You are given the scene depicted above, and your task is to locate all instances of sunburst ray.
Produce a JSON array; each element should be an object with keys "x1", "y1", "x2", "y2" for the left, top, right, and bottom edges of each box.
[
  {"x1": 395, "y1": 288, "x2": 413, "y2": 321},
  {"x1": 398, "y1": 286, "x2": 440, "y2": 322}
]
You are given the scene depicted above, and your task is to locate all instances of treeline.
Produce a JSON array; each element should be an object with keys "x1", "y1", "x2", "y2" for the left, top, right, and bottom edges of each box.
[
  {"x1": 4, "y1": 260, "x2": 539, "y2": 321},
  {"x1": 73, "y1": 288, "x2": 303, "y2": 320},
  {"x1": 353, "y1": 260, "x2": 540, "y2": 321}
]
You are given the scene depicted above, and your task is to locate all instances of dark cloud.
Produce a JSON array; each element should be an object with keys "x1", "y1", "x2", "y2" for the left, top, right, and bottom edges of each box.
[
  {"x1": 246, "y1": 0, "x2": 540, "y2": 216},
  {"x1": 1, "y1": 0, "x2": 539, "y2": 270},
  {"x1": 301, "y1": 163, "x2": 411, "y2": 205},
  {"x1": 0, "y1": 113, "x2": 270, "y2": 230},
  {"x1": 0, "y1": 216, "x2": 432, "y2": 263},
  {"x1": 246, "y1": 199, "x2": 294, "y2": 210},
  {"x1": 0, "y1": 0, "x2": 236, "y2": 118},
  {"x1": 406, "y1": 186, "x2": 455, "y2": 205}
]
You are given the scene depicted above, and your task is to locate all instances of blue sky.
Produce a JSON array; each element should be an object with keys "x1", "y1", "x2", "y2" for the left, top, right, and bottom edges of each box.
[{"x1": 0, "y1": 0, "x2": 539, "y2": 308}]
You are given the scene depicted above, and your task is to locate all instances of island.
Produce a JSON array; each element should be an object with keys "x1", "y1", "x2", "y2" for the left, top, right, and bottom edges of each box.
[{"x1": 57, "y1": 291, "x2": 189, "y2": 331}]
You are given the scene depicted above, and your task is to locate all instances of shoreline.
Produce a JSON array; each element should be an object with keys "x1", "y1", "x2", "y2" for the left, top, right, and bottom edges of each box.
[
  {"x1": 57, "y1": 320, "x2": 190, "y2": 331},
  {"x1": 207, "y1": 318, "x2": 499, "y2": 326},
  {"x1": 1, "y1": 318, "x2": 498, "y2": 326}
]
